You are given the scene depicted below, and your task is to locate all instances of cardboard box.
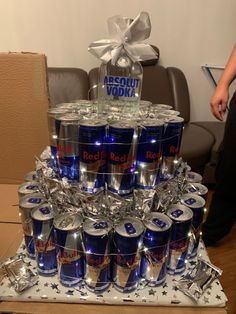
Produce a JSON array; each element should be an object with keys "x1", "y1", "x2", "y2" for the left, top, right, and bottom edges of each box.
[{"x1": 0, "y1": 52, "x2": 49, "y2": 183}]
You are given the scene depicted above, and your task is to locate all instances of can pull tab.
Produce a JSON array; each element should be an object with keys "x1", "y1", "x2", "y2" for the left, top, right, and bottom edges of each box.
[
  {"x1": 125, "y1": 223, "x2": 136, "y2": 235},
  {"x1": 171, "y1": 209, "x2": 183, "y2": 218},
  {"x1": 152, "y1": 218, "x2": 166, "y2": 229},
  {"x1": 185, "y1": 198, "x2": 196, "y2": 206},
  {"x1": 28, "y1": 198, "x2": 42, "y2": 204},
  {"x1": 39, "y1": 206, "x2": 50, "y2": 215},
  {"x1": 93, "y1": 221, "x2": 108, "y2": 229}
]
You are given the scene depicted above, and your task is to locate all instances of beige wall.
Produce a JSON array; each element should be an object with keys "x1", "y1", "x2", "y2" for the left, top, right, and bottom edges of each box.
[{"x1": 0, "y1": 0, "x2": 235, "y2": 121}]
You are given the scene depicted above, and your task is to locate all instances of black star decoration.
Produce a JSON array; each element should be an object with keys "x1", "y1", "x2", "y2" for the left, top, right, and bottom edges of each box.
[
  {"x1": 173, "y1": 286, "x2": 179, "y2": 291},
  {"x1": 44, "y1": 282, "x2": 49, "y2": 287},
  {"x1": 80, "y1": 291, "x2": 88, "y2": 296},
  {"x1": 148, "y1": 289, "x2": 156, "y2": 296},
  {"x1": 203, "y1": 296, "x2": 209, "y2": 304},
  {"x1": 207, "y1": 290, "x2": 211, "y2": 296},
  {"x1": 135, "y1": 293, "x2": 140, "y2": 298},
  {"x1": 189, "y1": 260, "x2": 197, "y2": 266},
  {"x1": 162, "y1": 291, "x2": 167, "y2": 296},
  {"x1": 215, "y1": 281, "x2": 220, "y2": 286},
  {"x1": 216, "y1": 295, "x2": 221, "y2": 300},
  {"x1": 66, "y1": 290, "x2": 74, "y2": 296},
  {"x1": 162, "y1": 283, "x2": 168, "y2": 288},
  {"x1": 51, "y1": 283, "x2": 59, "y2": 290}
]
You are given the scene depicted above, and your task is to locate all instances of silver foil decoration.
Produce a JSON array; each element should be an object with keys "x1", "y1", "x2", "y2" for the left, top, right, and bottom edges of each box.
[
  {"x1": 176, "y1": 257, "x2": 222, "y2": 301},
  {"x1": 2, "y1": 255, "x2": 38, "y2": 293}
]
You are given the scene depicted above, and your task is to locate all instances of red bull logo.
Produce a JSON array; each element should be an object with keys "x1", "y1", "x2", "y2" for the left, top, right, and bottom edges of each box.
[
  {"x1": 58, "y1": 144, "x2": 74, "y2": 157},
  {"x1": 58, "y1": 249, "x2": 80, "y2": 264},
  {"x1": 145, "y1": 151, "x2": 161, "y2": 160},
  {"x1": 169, "y1": 146, "x2": 179, "y2": 154},
  {"x1": 148, "y1": 249, "x2": 167, "y2": 263},
  {"x1": 35, "y1": 238, "x2": 55, "y2": 253},
  {"x1": 116, "y1": 254, "x2": 140, "y2": 268},
  {"x1": 83, "y1": 151, "x2": 106, "y2": 161},
  {"x1": 86, "y1": 254, "x2": 110, "y2": 267}
]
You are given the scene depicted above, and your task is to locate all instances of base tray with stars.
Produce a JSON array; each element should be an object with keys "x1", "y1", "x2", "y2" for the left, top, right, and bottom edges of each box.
[{"x1": 0, "y1": 240, "x2": 227, "y2": 307}]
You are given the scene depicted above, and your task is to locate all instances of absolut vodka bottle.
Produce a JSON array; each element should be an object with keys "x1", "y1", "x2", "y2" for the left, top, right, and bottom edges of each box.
[{"x1": 98, "y1": 48, "x2": 143, "y2": 120}]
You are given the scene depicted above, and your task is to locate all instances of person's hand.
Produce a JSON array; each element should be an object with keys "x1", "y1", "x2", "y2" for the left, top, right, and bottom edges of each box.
[{"x1": 210, "y1": 83, "x2": 229, "y2": 121}]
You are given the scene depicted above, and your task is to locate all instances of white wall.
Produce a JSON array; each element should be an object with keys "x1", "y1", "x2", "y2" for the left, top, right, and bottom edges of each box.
[{"x1": 0, "y1": 0, "x2": 235, "y2": 121}]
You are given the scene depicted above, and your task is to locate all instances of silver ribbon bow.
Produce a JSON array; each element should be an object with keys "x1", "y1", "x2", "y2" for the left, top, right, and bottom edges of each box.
[{"x1": 88, "y1": 12, "x2": 157, "y2": 64}]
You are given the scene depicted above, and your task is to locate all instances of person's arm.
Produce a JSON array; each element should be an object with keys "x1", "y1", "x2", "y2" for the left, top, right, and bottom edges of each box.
[{"x1": 211, "y1": 43, "x2": 236, "y2": 121}]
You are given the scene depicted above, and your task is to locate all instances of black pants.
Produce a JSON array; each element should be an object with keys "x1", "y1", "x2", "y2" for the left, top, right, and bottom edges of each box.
[{"x1": 202, "y1": 92, "x2": 236, "y2": 242}]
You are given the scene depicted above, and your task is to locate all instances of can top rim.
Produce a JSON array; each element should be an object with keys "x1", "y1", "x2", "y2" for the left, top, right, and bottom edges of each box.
[
  {"x1": 143, "y1": 212, "x2": 172, "y2": 231},
  {"x1": 166, "y1": 204, "x2": 193, "y2": 222},
  {"x1": 54, "y1": 213, "x2": 83, "y2": 231},
  {"x1": 115, "y1": 217, "x2": 144, "y2": 237},
  {"x1": 83, "y1": 217, "x2": 112, "y2": 236}
]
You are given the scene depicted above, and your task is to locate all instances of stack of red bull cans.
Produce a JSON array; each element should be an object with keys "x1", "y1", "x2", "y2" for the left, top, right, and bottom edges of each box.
[
  {"x1": 16, "y1": 101, "x2": 209, "y2": 295},
  {"x1": 17, "y1": 169, "x2": 208, "y2": 293},
  {"x1": 48, "y1": 101, "x2": 184, "y2": 195}
]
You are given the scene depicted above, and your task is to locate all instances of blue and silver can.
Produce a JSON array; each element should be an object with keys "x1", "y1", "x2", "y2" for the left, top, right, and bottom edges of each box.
[
  {"x1": 83, "y1": 217, "x2": 112, "y2": 293},
  {"x1": 107, "y1": 121, "x2": 138, "y2": 196},
  {"x1": 79, "y1": 119, "x2": 107, "y2": 193},
  {"x1": 19, "y1": 193, "x2": 46, "y2": 258},
  {"x1": 57, "y1": 113, "x2": 80, "y2": 181},
  {"x1": 185, "y1": 182, "x2": 208, "y2": 201},
  {"x1": 166, "y1": 204, "x2": 193, "y2": 274},
  {"x1": 24, "y1": 171, "x2": 38, "y2": 182},
  {"x1": 136, "y1": 119, "x2": 164, "y2": 189},
  {"x1": 31, "y1": 203, "x2": 57, "y2": 275},
  {"x1": 54, "y1": 213, "x2": 84, "y2": 286},
  {"x1": 113, "y1": 217, "x2": 144, "y2": 292},
  {"x1": 186, "y1": 171, "x2": 203, "y2": 184},
  {"x1": 18, "y1": 181, "x2": 40, "y2": 198},
  {"x1": 140, "y1": 213, "x2": 172, "y2": 286},
  {"x1": 180, "y1": 193, "x2": 206, "y2": 258},
  {"x1": 161, "y1": 116, "x2": 184, "y2": 180},
  {"x1": 47, "y1": 107, "x2": 68, "y2": 171}
]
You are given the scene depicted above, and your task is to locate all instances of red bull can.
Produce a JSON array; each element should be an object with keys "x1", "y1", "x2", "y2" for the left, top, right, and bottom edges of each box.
[
  {"x1": 24, "y1": 171, "x2": 38, "y2": 182},
  {"x1": 140, "y1": 213, "x2": 172, "y2": 286},
  {"x1": 79, "y1": 119, "x2": 107, "y2": 193},
  {"x1": 185, "y1": 182, "x2": 208, "y2": 201},
  {"x1": 136, "y1": 119, "x2": 164, "y2": 189},
  {"x1": 166, "y1": 204, "x2": 193, "y2": 274},
  {"x1": 31, "y1": 203, "x2": 57, "y2": 275},
  {"x1": 186, "y1": 171, "x2": 203, "y2": 184},
  {"x1": 56, "y1": 113, "x2": 80, "y2": 181},
  {"x1": 47, "y1": 107, "x2": 68, "y2": 171},
  {"x1": 19, "y1": 193, "x2": 46, "y2": 258},
  {"x1": 107, "y1": 121, "x2": 138, "y2": 196},
  {"x1": 18, "y1": 181, "x2": 40, "y2": 198},
  {"x1": 113, "y1": 217, "x2": 144, "y2": 292},
  {"x1": 161, "y1": 116, "x2": 184, "y2": 180},
  {"x1": 54, "y1": 213, "x2": 84, "y2": 286},
  {"x1": 83, "y1": 217, "x2": 112, "y2": 293},
  {"x1": 180, "y1": 193, "x2": 206, "y2": 258}
]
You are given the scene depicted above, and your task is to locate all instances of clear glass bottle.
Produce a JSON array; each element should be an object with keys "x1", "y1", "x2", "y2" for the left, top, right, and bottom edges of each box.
[{"x1": 98, "y1": 48, "x2": 143, "y2": 120}]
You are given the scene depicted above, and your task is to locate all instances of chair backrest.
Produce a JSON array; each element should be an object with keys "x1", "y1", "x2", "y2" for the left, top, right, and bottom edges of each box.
[
  {"x1": 88, "y1": 64, "x2": 191, "y2": 123},
  {"x1": 0, "y1": 53, "x2": 49, "y2": 183},
  {"x1": 47, "y1": 67, "x2": 89, "y2": 106}
]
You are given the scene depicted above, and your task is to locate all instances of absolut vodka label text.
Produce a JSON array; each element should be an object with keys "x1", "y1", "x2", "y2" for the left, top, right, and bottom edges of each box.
[{"x1": 104, "y1": 75, "x2": 140, "y2": 99}]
